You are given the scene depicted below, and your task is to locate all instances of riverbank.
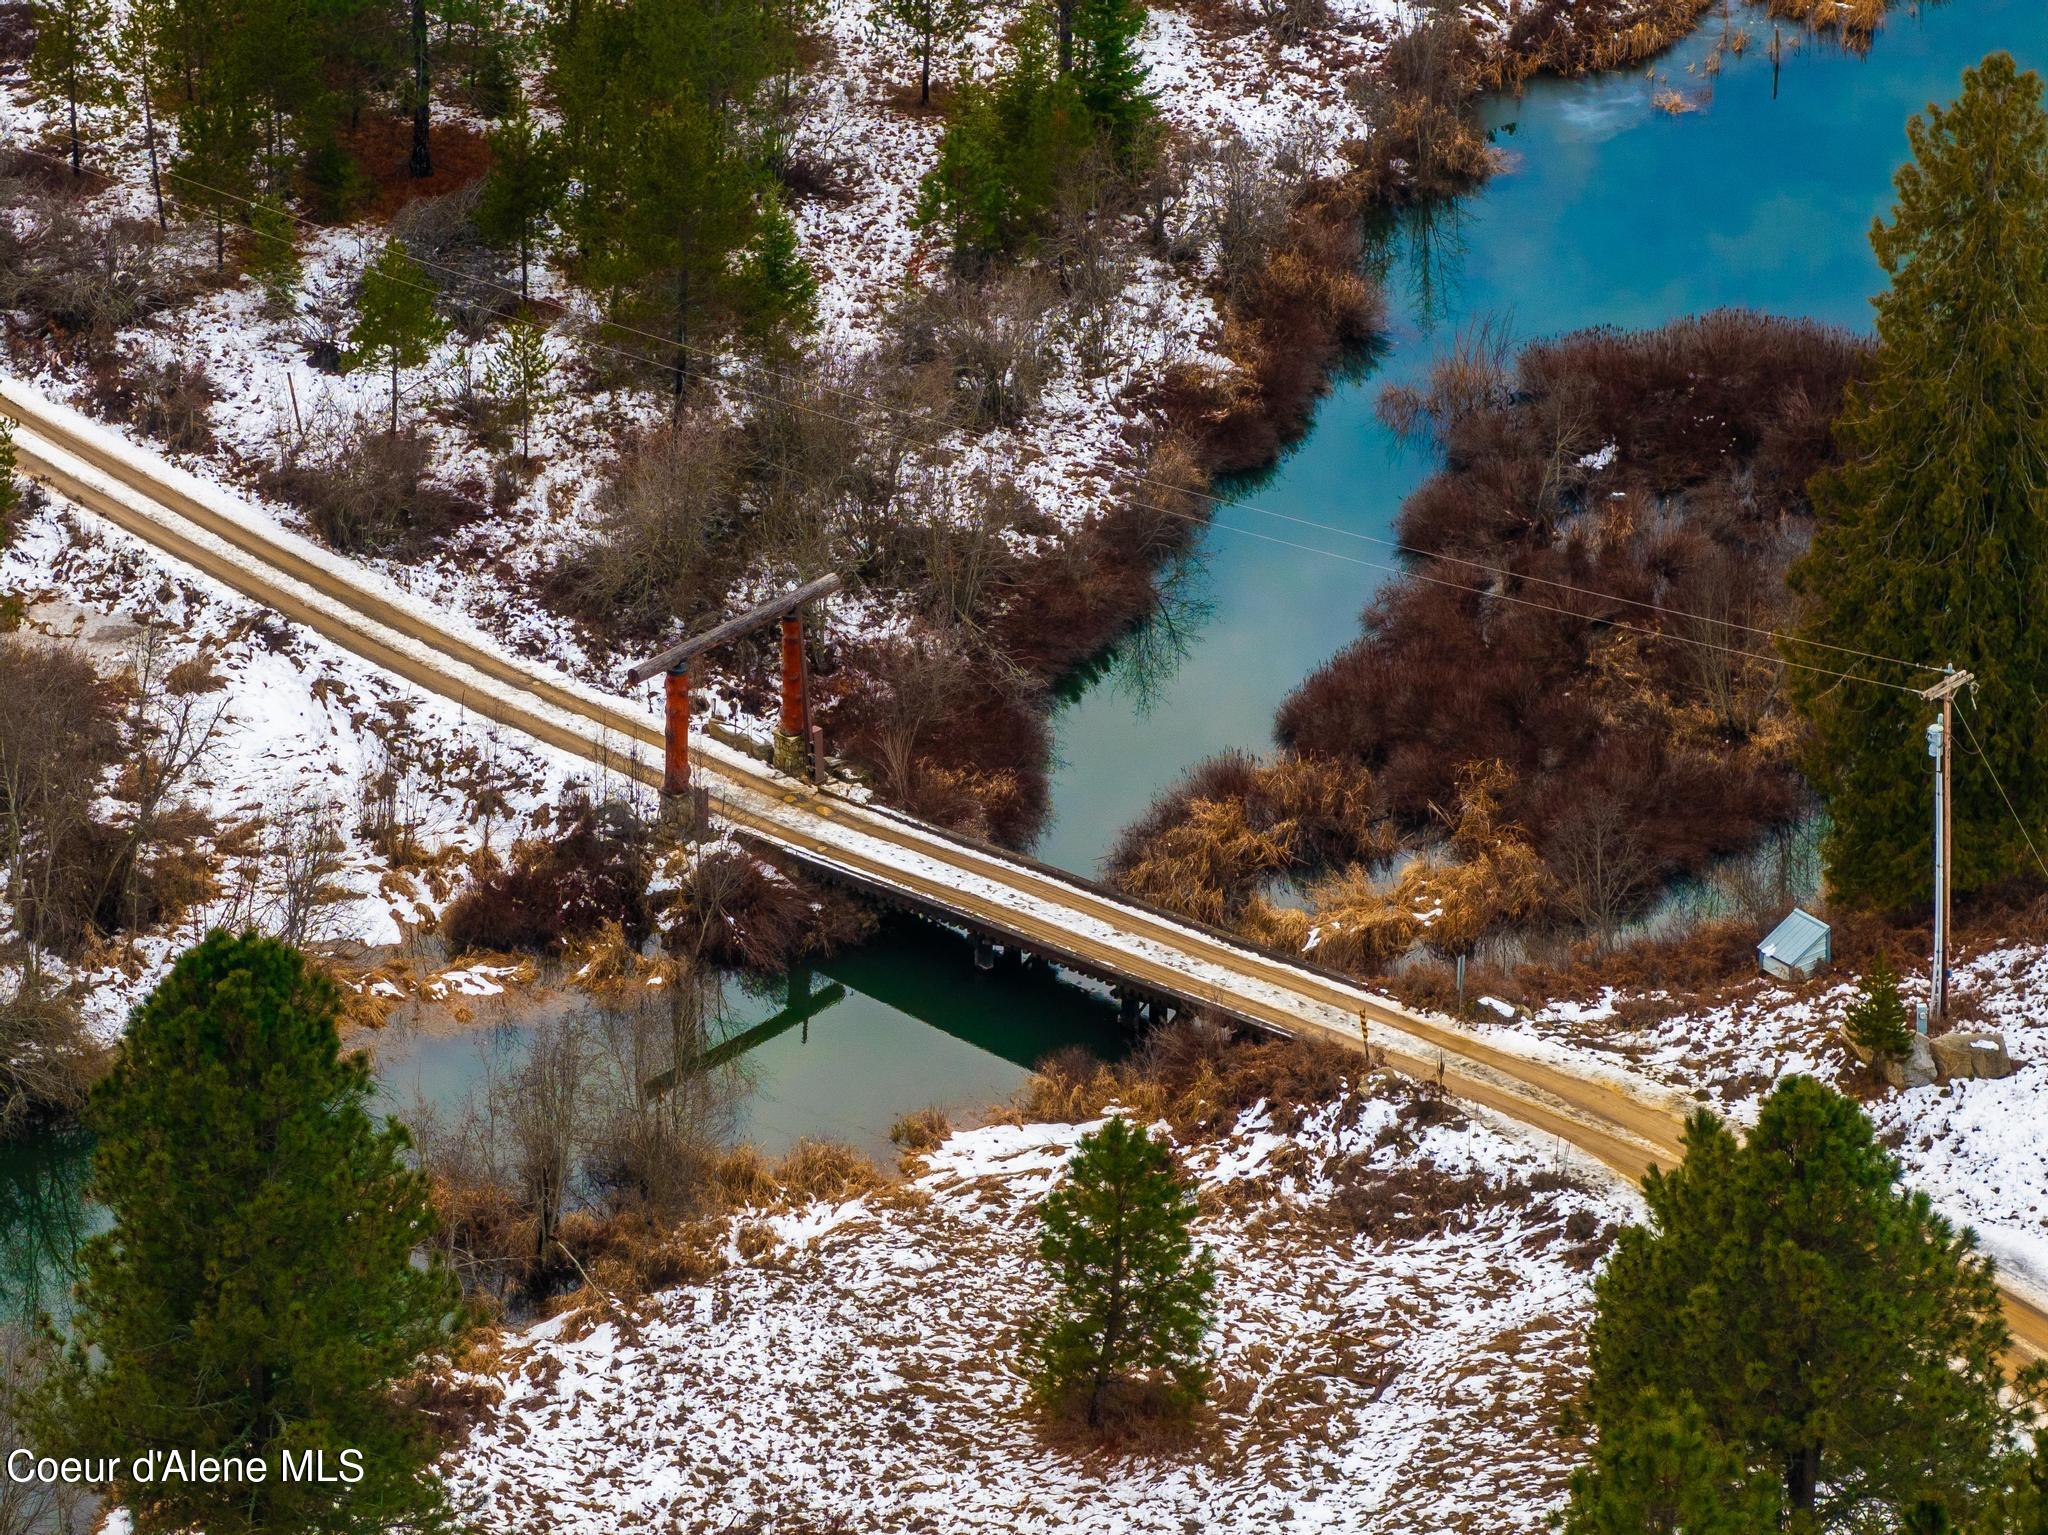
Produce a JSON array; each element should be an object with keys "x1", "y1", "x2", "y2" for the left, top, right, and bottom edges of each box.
[{"x1": 438, "y1": 1034, "x2": 1635, "y2": 1532}]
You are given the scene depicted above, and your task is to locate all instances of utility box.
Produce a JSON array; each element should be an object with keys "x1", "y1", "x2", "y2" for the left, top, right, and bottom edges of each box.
[{"x1": 1758, "y1": 907, "x2": 1832, "y2": 982}]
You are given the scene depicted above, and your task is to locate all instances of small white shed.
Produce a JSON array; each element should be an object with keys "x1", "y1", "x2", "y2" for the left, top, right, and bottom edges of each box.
[{"x1": 1758, "y1": 907, "x2": 1832, "y2": 981}]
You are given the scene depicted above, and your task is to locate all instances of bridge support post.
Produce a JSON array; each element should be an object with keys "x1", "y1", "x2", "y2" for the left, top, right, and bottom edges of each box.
[
  {"x1": 974, "y1": 939, "x2": 996, "y2": 972},
  {"x1": 663, "y1": 666, "x2": 691, "y2": 798},
  {"x1": 773, "y1": 614, "x2": 811, "y2": 778}
]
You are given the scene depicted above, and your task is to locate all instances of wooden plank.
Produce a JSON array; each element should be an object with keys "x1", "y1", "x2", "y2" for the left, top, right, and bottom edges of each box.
[{"x1": 625, "y1": 574, "x2": 845, "y2": 683}]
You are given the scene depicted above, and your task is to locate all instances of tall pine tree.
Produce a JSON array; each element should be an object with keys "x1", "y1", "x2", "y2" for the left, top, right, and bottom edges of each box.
[
  {"x1": 28, "y1": 931, "x2": 459, "y2": 1535},
  {"x1": 28, "y1": 0, "x2": 116, "y2": 177},
  {"x1": 1068, "y1": 0, "x2": 1149, "y2": 153},
  {"x1": 1574, "y1": 1078, "x2": 2014, "y2": 1529},
  {"x1": 348, "y1": 238, "x2": 448, "y2": 433},
  {"x1": 476, "y1": 99, "x2": 565, "y2": 303},
  {"x1": 1023, "y1": 1115, "x2": 1215, "y2": 1428},
  {"x1": 1785, "y1": 54, "x2": 2048, "y2": 907}
]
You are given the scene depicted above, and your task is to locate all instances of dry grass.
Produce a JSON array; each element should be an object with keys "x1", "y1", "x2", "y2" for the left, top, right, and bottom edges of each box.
[
  {"x1": 1015, "y1": 1023, "x2": 1365, "y2": 1140},
  {"x1": 889, "y1": 1105, "x2": 953, "y2": 1156}
]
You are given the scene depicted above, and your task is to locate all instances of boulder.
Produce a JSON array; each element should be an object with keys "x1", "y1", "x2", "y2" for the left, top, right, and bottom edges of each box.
[
  {"x1": 1930, "y1": 1030, "x2": 2016, "y2": 1083},
  {"x1": 1882, "y1": 1034, "x2": 1939, "y2": 1091}
]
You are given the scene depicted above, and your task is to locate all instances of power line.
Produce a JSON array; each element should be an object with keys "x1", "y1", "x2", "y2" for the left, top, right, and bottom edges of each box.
[
  {"x1": 11, "y1": 140, "x2": 1936, "y2": 699},
  {"x1": 1953, "y1": 700, "x2": 2048, "y2": 885}
]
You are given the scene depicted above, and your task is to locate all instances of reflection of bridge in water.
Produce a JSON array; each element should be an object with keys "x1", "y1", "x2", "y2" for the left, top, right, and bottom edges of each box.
[{"x1": 642, "y1": 922, "x2": 1127, "y2": 1099}]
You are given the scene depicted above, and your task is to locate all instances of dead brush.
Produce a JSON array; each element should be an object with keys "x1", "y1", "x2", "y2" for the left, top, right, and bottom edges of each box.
[
  {"x1": 1016, "y1": 1025, "x2": 1362, "y2": 1139},
  {"x1": 772, "y1": 1138, "x2": 886, "y2": 1204},
  {"x1": 889, "y1": 1105, "x2": 952, "y2": 1157}
]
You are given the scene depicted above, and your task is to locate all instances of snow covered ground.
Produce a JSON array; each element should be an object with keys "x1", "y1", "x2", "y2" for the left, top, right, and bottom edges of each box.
[
  {"x1": 445, "y1": 1091, "x2": 1636, "y2": 1533},
  {"x1": 1475, "y1": 941, "x2": 2048, "y2": 1300}
]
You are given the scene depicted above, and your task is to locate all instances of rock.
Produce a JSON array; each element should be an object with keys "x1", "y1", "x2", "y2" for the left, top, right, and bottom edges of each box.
[
  {"x1": 1930, "y1": 1030, "x2": 2015, "y2": 1082},
  {"x1": 1882, "y1": 1034, "x2": 1939, "y2": 1091}
]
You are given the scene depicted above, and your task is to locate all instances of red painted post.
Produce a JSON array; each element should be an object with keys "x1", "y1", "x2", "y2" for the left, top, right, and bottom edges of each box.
[
  {"x1": 663, "y1": 665, "x2": 690, "y2": 797},
  {"x1": 778, "y1": 614, "x2": 807, "y2": 740}
]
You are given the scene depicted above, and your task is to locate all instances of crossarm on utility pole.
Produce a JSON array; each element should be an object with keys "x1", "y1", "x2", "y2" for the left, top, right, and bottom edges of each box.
[{"x1": 623, "y1": 575, "x2": 844, "y2": 685}]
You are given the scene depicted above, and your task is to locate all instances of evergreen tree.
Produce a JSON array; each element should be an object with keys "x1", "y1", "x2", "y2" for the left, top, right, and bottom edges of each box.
[
  {"x1": 29, "y1": 0, "x2": 116, "y2": 177},
  {"x1": 551, "y1": 0, "x2": 794, "y2": 396},
  {"x1": 175, "y1": 88, "x2": 260, "y2": 269},
  {"x1": 116, "y1": 0, "x2": 171, "y2": 228},
  {"x1": 1575, "y1": 1079, "x2": 2014, "y2": 1529},
  {"x1": 1844, "y1": 952, "x2": 1913, "y2": 1064},
  {"x1": 1785, "y1": 54, "x2": 2048, "y2": 907},
  {"x1": 871, "y1": 0, "x2": 971, "y2": 108},
  {"x1": 1069, "y1": 0, "x2": 1149, "y2": 152},
  {"x1": 476, "y1": 100, "x2": 565, "y2": 302},
  {"x1": 916, "y1": 14, "x2": 1089, "y2": 269},
  {"x1": 738, "y1": 190, "x2": 818, "y2": 355},
  {"x1": 348, "y1": 239, "x2": 448, "y2": 433},
  {"x1": 27, "y1": 931, "x2": 459, "y2": 1535},
  {"x1": 1561, "y1": 1389, "x2": 1782, "y2": 1535},
  {"x1": 1023, "y1": 1115, "x2": 1215, "y2": 1428},
  {"x1": 246, "y1": 195, "x2": 302, "y2": 312},
  {"x1": 483, "y1": 319, "x2": 557, "y2": 461}
]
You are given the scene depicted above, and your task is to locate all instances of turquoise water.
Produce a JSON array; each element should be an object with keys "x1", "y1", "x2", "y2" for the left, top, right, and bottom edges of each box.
[
  {"x1": 1036, "y1": 0, "x2": 2048, "y2": 874},
  {"x1": 369, "y1": 920, "x2": 1122, "y2": 1165}
]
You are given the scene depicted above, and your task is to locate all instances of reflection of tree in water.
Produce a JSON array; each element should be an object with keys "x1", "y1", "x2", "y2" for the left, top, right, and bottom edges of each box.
[
  {"x1": 1055, "y1": 545, "x2": 1215, "y2": 717},
  {"x1": 0, "y1": 1130, "x2": 96, "y2": 1323},
  {"x1": 1362, "y1": 199, "x2": 1472, "y2": 338}
]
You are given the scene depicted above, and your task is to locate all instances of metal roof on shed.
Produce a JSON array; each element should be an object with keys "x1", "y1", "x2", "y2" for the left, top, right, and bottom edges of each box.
[{"x1": 1759, "y1": 906, "x2": 1830, "y2": 966}]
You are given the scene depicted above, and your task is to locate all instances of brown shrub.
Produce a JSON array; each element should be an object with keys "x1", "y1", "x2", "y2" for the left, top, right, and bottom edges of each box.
[
  {"x1": 85, "y1": 351, "x2": 216, "y2": 453},
  {"x1": 1017, "y1": 1022, "x2": 1363, "y2": 1139},
  {"x1": 261, "y1": 426, "x2": 482, "y2": 555},
  {"x1": 1272, "y1": 314, "x2": 1866, "y2": 928},
  {"x1": 663, "y1": 845, "x2": 874, "y2": 971},
  {"x1": 441, "y1": 793, "x2": 651, "y2": 956}
]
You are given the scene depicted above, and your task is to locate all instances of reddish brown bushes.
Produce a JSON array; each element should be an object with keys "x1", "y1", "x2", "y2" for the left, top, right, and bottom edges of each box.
[
  {"x1": 1276, "y1": 313, "x2": 1867, "y2": 902},
  {"x1": 441, "y1": 794, "x2": 652, "y2": 956}
]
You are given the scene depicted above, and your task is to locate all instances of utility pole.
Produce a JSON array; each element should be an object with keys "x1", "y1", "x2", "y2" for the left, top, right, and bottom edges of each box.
[{"x1": 1921, "y1": 666, "x2": 1973, "y2": 1025}]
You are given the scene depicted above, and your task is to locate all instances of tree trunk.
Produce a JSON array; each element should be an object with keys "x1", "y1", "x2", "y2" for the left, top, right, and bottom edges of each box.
[
  {"x1": 1056, "y1": 0, "x2": 1073, "y2": 73},
  {"x1": 1787, "y1": 1444, "x2": 1821, "y2": 1514},
  {"x1": 390, "y1": 360, "x2": 400, "y2": 435},
  {"x1": 671, "y1": 268, "x2": 691, "y2": 404},
  {"x1": 140, "y1": 55, "x2": 167, "y2": 230},
  {"x1": 409, "y1": 0, "x2": 432, "y2": 179},
  {"x1": 67, "y1": 90, "x2": 81, "y2": 176},
  {"x1": 919, "y1": 16, "x2": 931, "y2": 106}
]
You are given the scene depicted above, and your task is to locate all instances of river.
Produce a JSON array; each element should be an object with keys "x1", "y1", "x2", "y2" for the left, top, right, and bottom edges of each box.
[{"x1": 6, "y1": 0, "x2": 2045, "y2": 1320}]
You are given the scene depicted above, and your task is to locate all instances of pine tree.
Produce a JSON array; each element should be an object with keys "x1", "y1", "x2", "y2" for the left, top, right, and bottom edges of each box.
[
  {"x1": 29, "y1": 0, "x2": 116, "y2": 177},
  {"x1": 1024, "y1": 1115, "x2": 1216, "y2": 1428},
  {"x1": 551, "y1": 0, "x2": 793, "y2": 396},
  {"x1": 476, "y1": 100, "x2": 565, "y2": 302},
  {"x1": 1844, "y1": 952, "x2": 1913, "y2": 1064},
  {"x1": 1562, "y1": 1389, "x2": 1782, "y2": 1535},
  {"x1": 916, "y1": 13, "x2": 1089, "y2": 269},
  {"x1": 1575, "y1": 1079, "x2": 2014, "y2": 1528},
  {"x1": 116, "y1": 0, "x2": 170, "y2": 229},
  {"x1": 738, "y1": 190, "x2": 818, "y2": 355},
  {"x1": 27, "y1": 931, "x2": 459, "y2": 1535},
  {"x1": 348, "y1": 238, "x2": 448, "y2": 433},
  {"x1": 175, "y1": 88, "x2": 260, "y2": 269},
  {"x1": 483, "y1": 319, "x2": 557, "y2": 461},
  {"x1": 871, "y1": 0, "x2": 971, "y2": 108},
  {"x1": 245, "y1": 195, "x2": 302, "y2": 312},
  {"x1": 1069, "y1": 0, "x2": 1150, "y2": 152},
  {"x1": 1784, "y1": 54, "x2": 2048, "y2": 907}
]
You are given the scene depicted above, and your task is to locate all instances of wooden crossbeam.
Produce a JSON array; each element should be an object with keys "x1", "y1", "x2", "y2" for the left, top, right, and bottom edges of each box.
[{"x1": 625, "y1": 574, "x2": 844, "y2": 684}]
